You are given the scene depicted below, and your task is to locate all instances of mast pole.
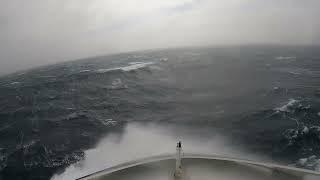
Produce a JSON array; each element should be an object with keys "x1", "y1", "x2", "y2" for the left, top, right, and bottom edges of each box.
[{"x1": 174, "y1": 141, "x2": 182, "y2": 178}]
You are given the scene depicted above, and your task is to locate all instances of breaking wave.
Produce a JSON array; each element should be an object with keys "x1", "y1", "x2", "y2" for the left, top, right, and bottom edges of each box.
[
  {"x1": 96, "y1": 62, "x2": 154, "y2": 73},
  {"x1": 274, "y1": 99, "x2": 299, "y2": 113}
]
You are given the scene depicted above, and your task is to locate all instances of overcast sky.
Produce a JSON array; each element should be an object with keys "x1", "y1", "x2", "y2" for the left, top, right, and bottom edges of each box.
[{"x1": 0, "y1": 0, "x2": 319, "y2": 75}]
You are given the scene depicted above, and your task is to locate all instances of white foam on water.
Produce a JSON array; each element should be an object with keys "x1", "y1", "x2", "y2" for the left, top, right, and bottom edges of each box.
[
  {"x1": 96, "y1": 62, "x2": 154, "y2": 73},
  {"x1": 10, "y1": 82, "x2": 21, "y2": 85},
  {"x1": 296, "y1": 156, "x2": 320, "y2": 171},
  {"x1": 289, "y1": 71, "x2": 301, "y2": 75},
  {"x1": 128, "y1": 62, "x2": 144, "y2": 65},
  {"x1": 109, "y1": 78, "x2": 128, "y2": 89},
  {"x1": 274, "y1": 99, "x2": 298, "y2": 112},
  {"x1": 96, "y1": 67, "x2": 121, "y2": 73},
  {"x1": 101, "y1": 119, "x2": 117, "y2": 126},
  {"x1": 273, "y1": 67, "x2": 312, "y2": 76},
  {"x1": 51, "y1": 123, "x2": 267, "y2": 180},
  {"x1": 159, "y1": 57, "x2": 168, "y2": 62},
  {"x1": 111, "y1": 78, "x2": 122, "y2": 86},
  {"x1": 275, "y1": 56, "x2": 296, "y2": 60},
  {"x1": 120, "y1": 62, "x2": 154, "y2": 71}
]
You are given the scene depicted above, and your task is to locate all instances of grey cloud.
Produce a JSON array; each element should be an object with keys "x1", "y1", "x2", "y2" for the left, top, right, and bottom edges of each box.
[{"x1": 0, "y1": 0, "x2": 319, "y2": 75}]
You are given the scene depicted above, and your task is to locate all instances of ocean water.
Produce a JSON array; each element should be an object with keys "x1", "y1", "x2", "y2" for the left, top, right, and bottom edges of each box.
[{"x1": 0, "y1": 45, "x2": 320, "y2": 179}]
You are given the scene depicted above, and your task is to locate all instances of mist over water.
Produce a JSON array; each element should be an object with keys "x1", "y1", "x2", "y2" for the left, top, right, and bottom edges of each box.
[
  {"x1": 1, "y1": 1, "x2": 320, "y2": 75},
  {"x1": 52, "y1": 122, "x2": 268, "y2": 180}
]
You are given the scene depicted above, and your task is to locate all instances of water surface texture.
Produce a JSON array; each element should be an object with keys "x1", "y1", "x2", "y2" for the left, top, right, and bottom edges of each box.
[{"x1": 0, "y1": 45, "x2": 320, "y2": 179}]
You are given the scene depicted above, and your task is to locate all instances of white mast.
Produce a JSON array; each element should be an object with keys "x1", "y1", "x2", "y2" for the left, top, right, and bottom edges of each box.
[{"x1": 174, "y1": 141, "x2": 182, "y2": 178}]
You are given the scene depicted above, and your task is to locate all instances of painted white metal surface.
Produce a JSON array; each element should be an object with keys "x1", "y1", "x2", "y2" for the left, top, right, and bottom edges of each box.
[{"x1": 77, "y1": 153, "x2": 320, "y2": 180}]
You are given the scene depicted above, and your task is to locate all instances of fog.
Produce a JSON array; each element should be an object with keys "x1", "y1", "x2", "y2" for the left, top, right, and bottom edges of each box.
[
  {"x1": 51, "y1": 122, "x2": 270, "y2": 180},
  {"x1": 0, "y1": 0, "x2": 320, "y2": 75}
]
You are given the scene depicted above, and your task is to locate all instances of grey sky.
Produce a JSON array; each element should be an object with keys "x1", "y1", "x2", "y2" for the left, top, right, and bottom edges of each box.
[{"x1": 0, "y1": 0, "x2": 319, "y2": 75}]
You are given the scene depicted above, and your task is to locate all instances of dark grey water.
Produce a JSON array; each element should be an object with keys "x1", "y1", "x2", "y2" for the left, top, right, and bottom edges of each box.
[{"x1": 0, "y1": 45, "x2": 320, "y2": 180}]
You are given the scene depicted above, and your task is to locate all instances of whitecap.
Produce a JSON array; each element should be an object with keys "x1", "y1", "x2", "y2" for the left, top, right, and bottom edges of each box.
[
  {"x1": 295, "y1": 155, "x2": 320, "y2": 171},
  {"x1": 112, "y1": 78, "x2": 122, "y2": 86},
  {"x1": 159, "y1": 57, "x2": 168, "y2": 62},
  {"x1": 96, "y1": 62, "x2": 154, "y2": 73},
  {"x1": 96, "y1": 67, "x2": 122, "y2": 73},
  {"x1": 289, "y1": 71, "x2": 301, "y2": 75},
  {"x1": 128, "y1": 62, "x2": 144, "y2": 65},
  {"x1": 101, "y1": 119, "x2": 117, "y2": 126},
  {"x1": 79, "y1": 70, "x2": 91, "y2": 73},
  {"x1": 275, "y1": 56, "x2": 296, "y2": 60},
  {"x1": 121, "y1": 62, "x2": 154, "y2": 71},
  {"x1": 110, "y1": 78, "x2": 128, "y2": 89},
  {"x1": 149, "y1": 65, "x2": 162, "y2": 71},
  {"x1": 10, "y1": 82, "x2": 21, "y2": 85},
  {"x1": 273, "y1": 67, "x2": 312, "y2": 75},
  {"x1": 274, "y1": 99, "x2": 298, "y2": 112}
]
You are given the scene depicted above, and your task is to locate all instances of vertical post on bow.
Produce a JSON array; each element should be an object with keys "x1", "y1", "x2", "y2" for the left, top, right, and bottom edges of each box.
[{"x1": 174, "y1": 141, "x2": 182, "y2": 178}]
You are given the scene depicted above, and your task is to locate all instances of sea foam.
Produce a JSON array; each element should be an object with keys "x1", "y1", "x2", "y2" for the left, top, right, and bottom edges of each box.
[
  {"x1": 274, "y1": 99, "x2": 298, "y2": 113},
  {"x1": 96, "y1": 62, "x2": 154, "y2": 73}
]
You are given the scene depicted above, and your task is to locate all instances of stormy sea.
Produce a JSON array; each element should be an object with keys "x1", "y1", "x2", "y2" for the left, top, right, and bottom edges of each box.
[{"x1": 0, "y1": 45, "x2": 320, "y2": 180}]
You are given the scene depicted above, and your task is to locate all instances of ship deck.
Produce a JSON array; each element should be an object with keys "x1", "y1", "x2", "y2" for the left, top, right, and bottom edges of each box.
[{"x1": 77, "y1": 153, "x2": 320, "y2": 180}]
